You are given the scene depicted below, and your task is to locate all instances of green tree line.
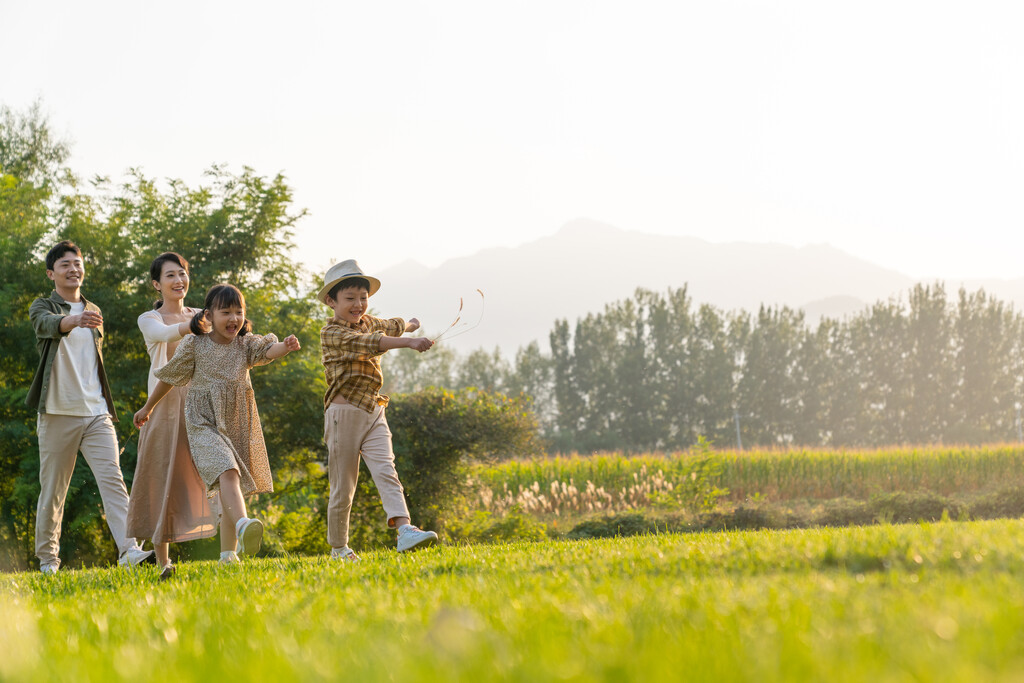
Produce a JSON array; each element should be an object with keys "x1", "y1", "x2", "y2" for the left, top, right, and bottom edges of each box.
[{"x1": 390, "y1": 282, "x2": 1024, "y2": 453}]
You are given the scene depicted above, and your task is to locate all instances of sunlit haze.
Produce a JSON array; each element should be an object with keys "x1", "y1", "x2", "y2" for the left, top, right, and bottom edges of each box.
[{"x1": 5, "y1": 1, "x2": 1024, "y2": 280}]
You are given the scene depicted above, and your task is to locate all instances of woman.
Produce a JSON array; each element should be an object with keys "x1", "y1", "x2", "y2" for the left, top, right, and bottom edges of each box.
[{"x1": 126, "y1": 252, "x2": 220, "y2": 579}]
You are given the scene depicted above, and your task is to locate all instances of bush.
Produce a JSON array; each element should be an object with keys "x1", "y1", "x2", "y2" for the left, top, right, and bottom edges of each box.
[
  {"x1": 699, "y1": 503, "x2": 799, "y2": 531},
  {"x1": 566, "y1": 512, "x2": 666, "y2": 540},
  {"x1": 383, "y1": 387, "x2": 542, "y2": 533},
  {"x1": 448, "y1": 511, "x2": 548, "y2": 544},
  {"x1": 868, "y1": 491, "x2": 964, "y2": 524},
  {"x1": 968, "y1": 486, "x2": 1024, "y2": 520},
  {"x1": 650, "y1": 436, "x2": 730, "y2": 515},
  {"x1": 816, "y1": 498, "x2": 875, "y2": 527}
]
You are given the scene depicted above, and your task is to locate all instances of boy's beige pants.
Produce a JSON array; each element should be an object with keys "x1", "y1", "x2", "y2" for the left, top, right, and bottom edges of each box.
[
  {"x1": 324, "y1": 403, "x2": 411, "y2": 548},
  {"x1": 35, "y1": 413, "x2": 136, "y2": 568}
]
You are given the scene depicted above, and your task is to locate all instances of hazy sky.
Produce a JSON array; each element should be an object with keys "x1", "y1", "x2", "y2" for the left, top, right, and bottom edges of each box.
[{"x1": 5, "y1": 1, "x2": 1024, "y2": 280}]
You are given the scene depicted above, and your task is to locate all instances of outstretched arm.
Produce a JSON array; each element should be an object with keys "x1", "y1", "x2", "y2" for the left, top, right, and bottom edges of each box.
[
  {"x1": 380, "y1": 335, "x2": 433, "y2": 353},
  {"x1": 59, "y1": 310, "x2": 103, "y2": 333},
  {"x1": 266, "y1": 334, "x2": 301, "y2": 360},
  {"x1": 134, "y1": 380, "x2": 174, "y2": 428}
]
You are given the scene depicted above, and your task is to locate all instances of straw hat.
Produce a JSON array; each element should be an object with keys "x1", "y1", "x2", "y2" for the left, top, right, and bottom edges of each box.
[{"x1": 317, "y1": 259, "x2": 381, "y2": 304}]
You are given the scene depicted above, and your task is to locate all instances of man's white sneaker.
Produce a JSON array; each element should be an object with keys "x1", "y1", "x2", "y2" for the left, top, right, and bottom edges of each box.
[
  {"x1": 40, "y1": 563, "x2": 59, "y2": 575},
  {"x1": 118, "y1": 547, "x2": 156, "y2": 567},
  {"x1": 396, "y1": 525, "x2": 438, "y2": 552},
  {"x1": 235, "y1": 517, "x2": 264, "y2": 556},
  {"x1": 331, "y1": 546, "x2": 360, "y2": 562}
]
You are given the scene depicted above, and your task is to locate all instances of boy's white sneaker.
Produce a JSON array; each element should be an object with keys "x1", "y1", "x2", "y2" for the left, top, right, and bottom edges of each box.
[
  {"x1": 330, "y1": 546, "x2": 361, "y2": 562},
  {"x1": 118, "y1": 546, "x2": 156, "y2": 567},
  {"x1": 40, "y1": 563, "x2": 59, "y2": 575},
  {"x1": 235, "y1": 517, "x2": 264, "y2": 556},
  {"x1": 396, "y1": 525, "x2": 438, "y2": 552}
]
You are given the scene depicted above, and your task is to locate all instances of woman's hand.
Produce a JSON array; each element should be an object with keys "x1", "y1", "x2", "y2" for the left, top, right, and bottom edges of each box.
[{"x1": 133, "y1": 407, "x2": 152, "y2": 429}]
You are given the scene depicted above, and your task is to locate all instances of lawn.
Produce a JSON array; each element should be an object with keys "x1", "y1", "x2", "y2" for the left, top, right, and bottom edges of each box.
[{"x1": 4, "y1": 519, "x2": 1024, "y2": 682}]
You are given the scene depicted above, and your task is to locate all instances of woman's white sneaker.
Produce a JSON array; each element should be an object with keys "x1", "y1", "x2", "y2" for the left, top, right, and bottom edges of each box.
[{"x1": 396, "y1": 525, "x2": 438, "y2": 552}]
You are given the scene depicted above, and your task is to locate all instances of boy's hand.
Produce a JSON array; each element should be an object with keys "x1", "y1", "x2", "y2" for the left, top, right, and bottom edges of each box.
[
  {"x1": 283, "y1": 335, "x2": 301, "y2": 352},
  {"x1": 133, "y1": 408, "x2": 151, "y2": 429},
  {"x1": 405, "y1": 318, "x2": 420, "y2": 333},
  {"x1": 407, "y1": 337, "x2": 433, "y2": 353}
]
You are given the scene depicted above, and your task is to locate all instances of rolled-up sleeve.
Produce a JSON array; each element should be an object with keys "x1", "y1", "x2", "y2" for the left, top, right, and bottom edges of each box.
[{"x1": 380, "y1": 317, "x2": 405, "y2": 338}]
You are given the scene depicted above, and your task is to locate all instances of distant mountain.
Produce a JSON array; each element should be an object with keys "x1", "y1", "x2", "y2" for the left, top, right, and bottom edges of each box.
[{"x1": 369, "y1": 218, "x2": 1024, "y2": 354}]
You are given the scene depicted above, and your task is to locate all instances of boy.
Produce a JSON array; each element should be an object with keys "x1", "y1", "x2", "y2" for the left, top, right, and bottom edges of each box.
[
  {"x1": 27, "y1": 240, "x2": 154, "y2": 573},
  {"x1": 317, "y1": 259, "x2": 438, "y2": 560}
]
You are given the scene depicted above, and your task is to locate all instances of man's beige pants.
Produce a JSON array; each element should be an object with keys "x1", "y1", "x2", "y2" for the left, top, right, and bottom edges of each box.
[
  {"x1": 324, "y1": 403, "x2": 410, "y2": 548},
  {"x1": 36, "y1": 413, "x2": 135, "y2": 567}
]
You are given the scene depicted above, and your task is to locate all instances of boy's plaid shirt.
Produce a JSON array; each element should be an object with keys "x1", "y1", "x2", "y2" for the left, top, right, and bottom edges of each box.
[{"x1": 320, "y1": 314, "x2": 405, "y2": 412}]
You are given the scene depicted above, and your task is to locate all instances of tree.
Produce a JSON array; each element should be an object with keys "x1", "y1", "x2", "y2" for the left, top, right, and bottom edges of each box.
[
  {"x1": 950, "y1": 288, "x2": 1020, "y2": 442},
  {"x1": 903, "y1": 283, "x2": 956, "y2": 443},
  {"x1": 0, "y1": 103, "x2": 72, "y2": 570},
  {"x1": 734, "y1": 306, "x2": 804, "y2": 446}
]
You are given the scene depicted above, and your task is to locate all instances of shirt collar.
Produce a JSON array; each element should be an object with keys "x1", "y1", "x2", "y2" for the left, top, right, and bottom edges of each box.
[
  {"x1": 329, "y1": 316, "x2": 366, "y2": 330},
  {"x1": 49, "y1": 290, "x2": 90, "y2": 307}
]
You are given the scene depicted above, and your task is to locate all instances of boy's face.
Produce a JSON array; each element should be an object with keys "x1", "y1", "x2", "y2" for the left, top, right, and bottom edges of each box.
[
  {"x1": 47, "y1": 252, "x2": 85, "y2": 291},
  {"x1": 328, "y1": 284, "x2": 370, "y2": 325}
]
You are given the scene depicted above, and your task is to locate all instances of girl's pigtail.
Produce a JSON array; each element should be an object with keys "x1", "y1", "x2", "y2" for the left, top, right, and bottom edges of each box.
[
  {"x1": 154, "y1": 298, "x2": 163, "y2": 310},
  {"x1": 239, "y1": 318, "x2": 253, "y2": 336},
  {"x1": 190, "y1": 309, "x2": 208, "y2": 336}
]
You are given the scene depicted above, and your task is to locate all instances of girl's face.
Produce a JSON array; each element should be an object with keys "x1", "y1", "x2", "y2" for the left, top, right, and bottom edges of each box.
[
  {"x1": 208, "y1": 304, "x2": 245, "y2": 343},
  {"x1": 154, "y1": 261, "x2": 189, "y2": 303}
]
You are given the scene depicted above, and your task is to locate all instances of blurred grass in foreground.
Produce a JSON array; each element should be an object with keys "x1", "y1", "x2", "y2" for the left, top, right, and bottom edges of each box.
[{"x1": 5, "y1": 519, "x2": 1024, "y2": 681}]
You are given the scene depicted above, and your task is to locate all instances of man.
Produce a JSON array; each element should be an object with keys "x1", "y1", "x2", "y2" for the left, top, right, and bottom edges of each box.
[{"x1": 27, "y1": 240, "x2": 154, "y2": 573}]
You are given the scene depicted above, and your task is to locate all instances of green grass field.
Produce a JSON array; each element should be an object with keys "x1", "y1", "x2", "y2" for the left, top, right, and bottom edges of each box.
[{"x1": 5, "y1": 518, "x2": 1024, "y2": 682}]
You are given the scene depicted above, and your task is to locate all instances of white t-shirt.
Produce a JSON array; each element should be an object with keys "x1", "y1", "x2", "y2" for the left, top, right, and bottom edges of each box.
[{"x1": 45, "y1": 301, "x2": 109, "y2": 417}]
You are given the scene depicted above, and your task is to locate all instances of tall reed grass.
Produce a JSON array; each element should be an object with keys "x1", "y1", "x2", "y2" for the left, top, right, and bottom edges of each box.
[{"x1": 470, "y1": 444, "x2": 1024, "y2": 519}]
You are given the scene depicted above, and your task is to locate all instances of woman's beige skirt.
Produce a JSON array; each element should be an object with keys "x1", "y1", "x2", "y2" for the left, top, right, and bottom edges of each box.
[{"x1": 127, "y1": 385, "x2": 220, "y2": 542}]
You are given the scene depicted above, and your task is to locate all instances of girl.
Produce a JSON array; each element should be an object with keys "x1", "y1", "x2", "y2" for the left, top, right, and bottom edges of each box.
[
  {"x1": 126, "y1": 252, "x2": 218, "y2": 580},
  {"x1": 134, "y1": 283, "x2": 300, "y2": 565}
]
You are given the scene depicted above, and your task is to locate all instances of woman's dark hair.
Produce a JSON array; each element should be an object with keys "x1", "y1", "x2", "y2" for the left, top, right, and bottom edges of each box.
[
  {"x1": 150, "y1": 252, "x2": 190, "y2": 310},
  {"x1": 45, "y1": 240, "x2": 82, "y2": 270},
  {"x1": 190, "y1": 283, "x2": 252, "y2": 336},
  {"x1": 328, "y1": 277, "x2": 370, "y2": 301}
]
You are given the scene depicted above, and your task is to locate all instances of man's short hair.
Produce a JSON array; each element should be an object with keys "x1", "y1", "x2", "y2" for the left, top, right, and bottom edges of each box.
[
  {"x1": 46, "y1": 240, "x2": 82, "y2": 271},
  {"x1": 328, "y1": 277, "x2": 370, "y2": 301}
]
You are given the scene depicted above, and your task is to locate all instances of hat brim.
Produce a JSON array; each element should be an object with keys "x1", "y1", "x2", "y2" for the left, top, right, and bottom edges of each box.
[{"x1": 317, "y1": 274, "x2": 382, "y2": 304}]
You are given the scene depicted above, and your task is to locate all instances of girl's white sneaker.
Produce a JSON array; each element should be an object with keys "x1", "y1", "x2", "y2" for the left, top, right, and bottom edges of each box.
[{"x1": 235, "y1": 517, "x2": 264, "y2": 556}]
